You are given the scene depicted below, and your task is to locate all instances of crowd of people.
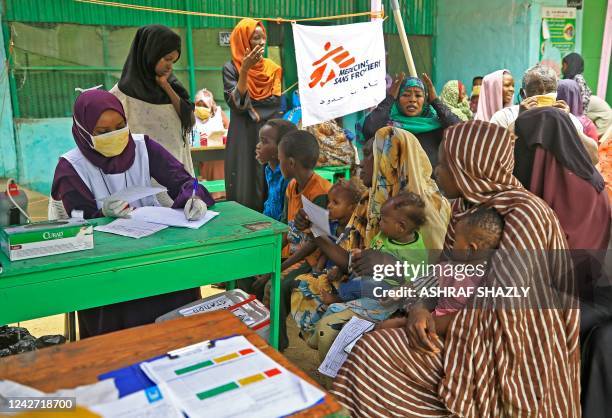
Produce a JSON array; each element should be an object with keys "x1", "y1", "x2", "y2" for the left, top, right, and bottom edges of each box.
[{"x1": 47, "y1": 19, "x2": 612, "y2": 417}]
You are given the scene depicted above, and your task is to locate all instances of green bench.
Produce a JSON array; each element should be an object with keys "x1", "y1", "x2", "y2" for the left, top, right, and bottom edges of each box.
[{"x1": 314, "y1": 165, "x2": 351, "y2": 184}]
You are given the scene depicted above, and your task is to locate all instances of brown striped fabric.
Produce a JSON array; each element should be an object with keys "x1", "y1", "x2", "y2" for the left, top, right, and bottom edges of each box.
[{"x1": 331, "y1": 121, "x2": 580, "y2": 417}]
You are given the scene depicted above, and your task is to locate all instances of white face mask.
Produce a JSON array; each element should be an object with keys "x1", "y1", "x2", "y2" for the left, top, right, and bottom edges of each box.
[{"x1": 74, "y1": 118, "x2": 130, "y2": 157}]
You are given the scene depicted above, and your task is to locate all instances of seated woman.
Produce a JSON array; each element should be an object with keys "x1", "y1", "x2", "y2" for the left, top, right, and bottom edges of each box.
[
  {"x1": 439, "y1": 80, "x2": 472, "y2": 121},
  {"x1": 514, "y1": 107, "x2": 610, "y2": 250},
  {"x1": 557, "y1": 79, "x2": 599, "y2": 142},
  {"x1": 192, "y1": 88, "x2": 229, "y2": 198},
  {"x1": 291, "y1": 127, "x2": 450, "y2": 361},
  {"x1": 51, "y1": 89, "x2": 214, "y2": 338},
  {"x1": 331, "y1": 120, "x2": 579, "y2": 417},
  {"x1": 474, "y1": 69, "x2": 515, "y2": 121},
  {"x1": 362, "y1": 73, "x2": 461, "y2": 167}
]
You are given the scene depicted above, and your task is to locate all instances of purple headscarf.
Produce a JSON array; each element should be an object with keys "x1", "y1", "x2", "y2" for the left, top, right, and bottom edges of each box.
[
  {"x1": 556, "y1": 79, "x2": 583, "y2": 117},
  {"x1": 72, "y1": 89, "x2": 136, "y2": 174}
]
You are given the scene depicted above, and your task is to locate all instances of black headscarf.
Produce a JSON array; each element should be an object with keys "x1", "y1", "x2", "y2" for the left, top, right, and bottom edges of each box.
[
  {"x1": 514, "y1": 107, "x2": 604, "y2": 192},
  {"x1": 562, "y1": 52, "x2": 584, "y2": 80},
  {"x1": 118, "y1": 25, "x2": 194, "y2": 137}
]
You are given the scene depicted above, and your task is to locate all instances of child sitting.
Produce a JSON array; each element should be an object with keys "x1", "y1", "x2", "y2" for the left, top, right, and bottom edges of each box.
[
  {"x1": 306, "y1": 178, "x2": 367, "y2": 276},
  {"x1": 432, "y1": 207, "x2": 503, "y2": 336},
  {"x1": 255, "y1": 119, "x2": 297, "y2": 221},
  {"x1": 322, "y1": 191, "x2": 428, "y2": 304},
  {"x1": 262, "y1": 130, "x2": 331, "y2": 351}
]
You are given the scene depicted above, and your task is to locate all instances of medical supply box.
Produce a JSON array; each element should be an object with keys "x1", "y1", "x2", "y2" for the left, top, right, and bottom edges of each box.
[
  {"x1": 0, "y1": 219, "x2": 94, "y2": 261},
  {"x1": 156, "y1": 289, "x2": 271, "y2": 341}
]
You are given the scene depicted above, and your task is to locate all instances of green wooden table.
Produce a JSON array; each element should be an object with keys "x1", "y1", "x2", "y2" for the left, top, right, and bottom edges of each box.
[{"x1": 0, "y1": 201, "x2": 286, "y2": 348}]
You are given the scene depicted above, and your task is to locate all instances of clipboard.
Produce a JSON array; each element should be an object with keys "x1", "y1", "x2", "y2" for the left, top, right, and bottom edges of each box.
[{"x1": 98, "y1": 335, "x2": 238, "y2": 398}]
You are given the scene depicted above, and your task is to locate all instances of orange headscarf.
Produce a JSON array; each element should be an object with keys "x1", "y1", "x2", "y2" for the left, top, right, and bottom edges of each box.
[{"x1": 230, "y1": 18, "x2": 282, "y2": 101}]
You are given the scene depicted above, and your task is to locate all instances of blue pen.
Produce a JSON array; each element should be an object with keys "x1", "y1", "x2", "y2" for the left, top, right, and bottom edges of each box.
[{"x1": 192, "y1": 178, "x2": 198, "y2": 198}]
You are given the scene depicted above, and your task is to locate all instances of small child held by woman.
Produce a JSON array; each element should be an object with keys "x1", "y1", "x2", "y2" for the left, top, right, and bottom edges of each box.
[
  {"x1": 322, "y1": 191, "x2": 429, "y2": 304},
  {"x1": 378, "y1": 207, "x2": 504, "y2": 337},
  {"x1": 431, "y1": 207, "x2": 503, "y2": 336}
]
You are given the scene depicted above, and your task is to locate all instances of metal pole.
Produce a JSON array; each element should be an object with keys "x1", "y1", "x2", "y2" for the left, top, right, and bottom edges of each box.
[
  {"x1": 596, "y1": 0, "x2": 612, "y2": 98},
  {"x1": 1, "y1": 20, "x2": 19, "y2": 118},
  {"x1": 390, "y1": 0, "x2": 417, "y2": 77},
  {"x1": 185, "y1": 1, "x2": 197, "y2": 99}
]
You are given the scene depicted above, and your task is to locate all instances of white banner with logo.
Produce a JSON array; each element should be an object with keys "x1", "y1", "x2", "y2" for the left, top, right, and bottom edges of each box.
[{"x1": 292, "y1": 21, "x2": 386, "y2": 127}]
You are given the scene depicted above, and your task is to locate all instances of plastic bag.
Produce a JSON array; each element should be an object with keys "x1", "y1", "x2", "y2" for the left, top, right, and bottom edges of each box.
[{"x1": 0, "y1": 325, "x2": 66, "y2": 357}]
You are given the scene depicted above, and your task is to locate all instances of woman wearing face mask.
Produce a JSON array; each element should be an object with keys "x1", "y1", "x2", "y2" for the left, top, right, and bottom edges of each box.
[
  {"x1": 223, "y1": 18, "x2": 282, "y2": 212},
  {"x1": 111, "y1": 25, "x2": 196, "y2": 205},
  {"x1": 51, "y1": 89, "x2": 214, "y2": 337},
  {"x1": 193, "y1": 89, "x2": 229, "y2": 146},
  {"x1": 193, "y1": 89, "x2": 229, "y2": 193},
  {"x1": 362, "y1": 73, "x2": 461, "y2": 167}
]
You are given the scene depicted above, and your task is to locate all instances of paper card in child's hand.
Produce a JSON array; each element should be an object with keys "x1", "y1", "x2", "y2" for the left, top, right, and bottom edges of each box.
[{"x1": 243, "y1": 221, "x2": 272, "y2": 231}]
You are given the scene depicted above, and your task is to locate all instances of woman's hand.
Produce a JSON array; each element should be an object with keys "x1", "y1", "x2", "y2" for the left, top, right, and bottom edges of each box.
[
  {"x1": 405, "y1": 305, "x2": 441, "y2": 354},
  {"x1": 553, "y1": 99, "x2": 570, "y2": 114},
  {"x1": 241, "y1": 45, "x2": 264, "y2": 73},
  {"x1": 519, "y1": 96, "x2": 538, "y2": 113},
  {"x1": 389, "y1": 72, "x2": 406, "y2": 99},
  {"x1": 155, "y1": 72, "x2": 171, "y2": 89},
  {"x1": 184, "y1": 197, "x2": 207, "y2": 221},
  {"x1": 294, "y1": 208, "x2": 312, "y2": 231},
  {"x1": 351, "y1": 249, "x2": 398, "y2": 277},
  {"x1": 422, "y1": 73, "x2": 437, "y2": 103}
]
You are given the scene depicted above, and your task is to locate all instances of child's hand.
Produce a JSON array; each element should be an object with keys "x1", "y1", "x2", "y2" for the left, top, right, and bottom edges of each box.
[
  {"x1": 320, "y1": 290, "x2": 340, "y2": 306},
  {"x1": 294, "y1": 209, "x2": 312, "y2": 231}
]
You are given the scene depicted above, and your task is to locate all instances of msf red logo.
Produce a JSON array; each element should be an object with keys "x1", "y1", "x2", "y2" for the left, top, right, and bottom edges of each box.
[{"x1": 308, "y1": 41, "x2": 356, "y2": 88}]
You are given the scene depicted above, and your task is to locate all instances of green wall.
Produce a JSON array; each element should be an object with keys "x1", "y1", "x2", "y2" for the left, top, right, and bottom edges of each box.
[{"x1": 582, "y1": 0, "x2": 611, "y2": 102}]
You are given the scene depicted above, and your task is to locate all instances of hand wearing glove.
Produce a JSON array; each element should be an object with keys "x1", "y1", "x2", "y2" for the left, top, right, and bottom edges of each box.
[
  {"x1": 102, "y1": 198, "x2": 132, "y2": 218},
  {"x1": 184, "y1": 197, "x2": 207, "y2": 221}
]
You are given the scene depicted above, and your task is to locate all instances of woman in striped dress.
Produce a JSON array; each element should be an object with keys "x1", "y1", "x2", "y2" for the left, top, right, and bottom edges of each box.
[{"x1": 331, "y1": 120, "x2": 580, "y2": 417}]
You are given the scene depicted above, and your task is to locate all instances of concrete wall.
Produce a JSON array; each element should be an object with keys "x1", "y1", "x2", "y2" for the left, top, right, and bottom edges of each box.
[
  {"x1": 14, "y1": 118, "x2": 73, "y2": 195},
  {"x1": 0, "y1": 8, "x2": 17, "y2": 179},
  {"x1": 434, "y1": 0, "x2": 583, "y2": 96},
  {"x1": 582, "y1": 0, "x2": 611, "y2": 101}
]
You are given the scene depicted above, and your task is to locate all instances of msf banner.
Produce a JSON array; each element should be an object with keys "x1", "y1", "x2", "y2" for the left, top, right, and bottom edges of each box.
[{"x1": 292, "y1": 21, "x2": 387, "y2": 127}]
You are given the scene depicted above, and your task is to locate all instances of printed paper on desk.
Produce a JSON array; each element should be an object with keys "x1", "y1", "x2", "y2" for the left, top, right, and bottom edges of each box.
[
  {"x1": 95, "y1": 186, "x2": 167, "y2": 203},
  {"x1": 89, "y1": 385, "x2": 183, "y2": 418},
  {"x1": 140, "y1": 335, "x2": 325, "y2": 418},
  {"x1": 95, "y1": 219, "x2": 168, "y2": 239},
  {"x1": 130, "y1": 207, "x2": 219, "y2": 229},
  {"x1": 300, "y1": 195, "x2": 332, "y2": 238},
  {"x1": 293, "y1": 20, "x2": 386, "y2": 127}
]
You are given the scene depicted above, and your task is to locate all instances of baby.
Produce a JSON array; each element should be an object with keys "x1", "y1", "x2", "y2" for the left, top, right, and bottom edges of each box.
[
  {"x1": 322, "y1": 191, "x2": 429, "y2": 304},
  {"x1": 377, "y1": 207, "x2": 504, "y2": 335},
  {"x1": 431, "y1": 207, "x2": 503, "y2": 334}
]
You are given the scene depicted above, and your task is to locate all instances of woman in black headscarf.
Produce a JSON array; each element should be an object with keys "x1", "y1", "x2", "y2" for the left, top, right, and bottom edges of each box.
[
  {"x1": 514, "y1": 107, "x2": 609, "y2": 250},
  {"x1": 111, "y1": 25, "x2": 196, "y2": 181},
  {"x1": 562, "y1": 52, "x2": 593, "y2": 113}
]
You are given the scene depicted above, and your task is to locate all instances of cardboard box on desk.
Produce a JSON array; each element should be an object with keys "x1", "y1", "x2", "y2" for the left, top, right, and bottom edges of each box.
[{"x1": 0, "y1": 219, "x2": 93, "y2": 261}]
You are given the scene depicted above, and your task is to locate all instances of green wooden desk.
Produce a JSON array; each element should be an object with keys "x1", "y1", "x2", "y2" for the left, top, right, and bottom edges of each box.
[{"x1": 0, "y1": 201, "x2": 286, "y2": 348}]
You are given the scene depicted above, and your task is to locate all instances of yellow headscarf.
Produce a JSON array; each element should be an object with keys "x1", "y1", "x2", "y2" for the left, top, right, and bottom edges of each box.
[{"x1": 366, "y1": 127, "x2": 451, "y2": 251}]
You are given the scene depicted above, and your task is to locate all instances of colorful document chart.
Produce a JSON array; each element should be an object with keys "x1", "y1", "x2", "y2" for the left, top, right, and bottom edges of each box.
[{"x1": 140, "y1": 336, "x2": 324, "y2": 418}]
